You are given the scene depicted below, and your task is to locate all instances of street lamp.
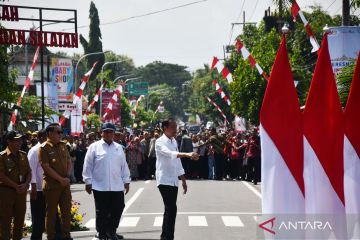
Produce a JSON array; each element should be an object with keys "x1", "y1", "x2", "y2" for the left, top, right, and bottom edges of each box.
[{"x1": 113, "y1": 74, "x2": 135, "y2": 84}]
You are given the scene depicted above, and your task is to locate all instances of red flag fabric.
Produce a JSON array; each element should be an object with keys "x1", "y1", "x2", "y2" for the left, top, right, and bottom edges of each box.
[
  {"x1": 260, "y1": 36, "x2": 304, "y2": 214},
  {"x1": 291, "y1": 0, "x2": 300, "y2": 22}
]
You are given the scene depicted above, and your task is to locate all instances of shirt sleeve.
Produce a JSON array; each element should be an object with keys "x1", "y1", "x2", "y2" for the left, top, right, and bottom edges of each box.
[
  {"x1": 38, "y1": 146, "x2": 49, "y2": 165},
  {"x1": 176, "y1": 158, "x2": 185, "y2": 176},
  {"x1": 27, "y1": 147, "x2": 38, "y2": 184},
  {"x1": 82, "y1": 144, "x2": 95, "y2": 185},
  {"x1": 155, "y1": 140, "x2": 178, "y2": 161},
  {"x1": 121, "y1": 149, "x2": 131, "y2": 184}
]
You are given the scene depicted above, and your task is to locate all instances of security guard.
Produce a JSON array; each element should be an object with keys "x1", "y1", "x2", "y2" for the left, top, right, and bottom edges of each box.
[
  {"x1": 0, "y1": 130, "x2": 32, "y2": 240},
  {"x1": 39, "y1": 123, "x2": 73, "y2": 240}
]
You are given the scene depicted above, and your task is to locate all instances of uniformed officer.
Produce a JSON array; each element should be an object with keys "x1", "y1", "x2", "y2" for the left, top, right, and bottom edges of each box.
[
  {"x1": 39, "y1": 123, "x2": 73, "y2": 240},
  {"x1": 0, "y1": 130, "x2": 32, "y2": 240}
]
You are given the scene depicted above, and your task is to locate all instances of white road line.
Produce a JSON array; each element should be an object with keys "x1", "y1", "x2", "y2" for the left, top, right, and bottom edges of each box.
[
  {"x1": 123, "y1": 188, "x2": 144, "y2": 213},
  {"x1": 123, "y1": 212, "x2": 261, "y2": 216},
  {"x1": 85, "y1": 218, "x2": 96, "y2": 229},
  {"x1": 221, "y1": 216, "x2": 244, "y2": 227},
  {"x1": 153, "y1": 216, "x2": 163, "y2": 227},
  {"x1": 145, "y1": 180, "x2": 151, "y2": 184},
  {"x1": 188, "y1": 216, "x2": 208, "y2": 226},
  {"x1": 242, "y1": 181, "x2": 262, "y2": 199},
  {"x1": 119, "y1": 217, "x2": 140, "y2": 227}
]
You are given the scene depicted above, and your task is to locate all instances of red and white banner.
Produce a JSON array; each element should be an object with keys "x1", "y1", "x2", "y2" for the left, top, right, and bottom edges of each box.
[
  {"x1": 82, "y1": 81, "x2": 106, "y2": 127},
  {"x1": 344, "y1": 52, "x2": 360, "y2": 238},
  {"x1": 8, "y1": 46, "x2": 40, "y2": 131},
  {"x1": 102, "y1": 85, "x2": 123, "y2": 122},
  {"x1": 212, "y1": 79, "x2": 231, "y2": 106},
  {"x1": 303, "y1": 35, "x2": 347, "y2": 238},
  {"x1": 210, "y1": 57, "x2": 233, "y2": 84},
  {"x1": 291, "y1": 0, "x2": 320, "y2": 52},
  {"x1": 260, "y1": 36, "x2": 305, "y2": 215},
  {"x1": 131, "y1": 95, "x2": 145, "y2": 119},
  {"x1": 205, "y1": 96, "x2": 228, "y2": 122},
  {"x1": 235, "y1": 39, "x2": 269, "y2": 81}
]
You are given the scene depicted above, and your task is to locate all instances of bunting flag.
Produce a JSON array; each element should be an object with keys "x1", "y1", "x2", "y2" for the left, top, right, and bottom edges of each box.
[
  {"x1": 303, "y1": 35, "x2": 347, "y2": 238},
  {"x1": 73, "y1": 62, "x2": 98, "y2": 104},
  {"x1": 205, "y1": 96, "x2": 228, "y2": 122},
  {"x1": 291, "y1": 0, "x2": 320, "y2": 52},
  {"x1": 102, "y1": 84, "x2": 123, "y2": 121},
  {"x1": 81, "y1": 81, "x2": 106, "y2": 127},
  {"x1": 8, "y1": 46, "x2": 40, "y2": 131},
  {"x1": 260, "y1": 37, "x2": 304, "y2": 216},
  {"x1": 344, "y1": 51, "x2": 360, "y2": 238},
  {"x1": 131, "y1": 95, "x2": 145, "y2": 119},
  {"x1": 155, "y1": 101, "x2": 164, "y2": 113},
  {"x1": 212, "y1": 79, "x2": 231, "y2": 106},
  {"x1": 210, "y1": 57, "x2": 233, "y2": 83},
  {"x1": 235, "y1": 39, "x2": 269, "y2": 81}
]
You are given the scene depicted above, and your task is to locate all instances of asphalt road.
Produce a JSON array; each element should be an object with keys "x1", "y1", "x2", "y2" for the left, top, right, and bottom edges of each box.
[{"x1": 24, "y1": 180, "x2": 262, "y2": 240}]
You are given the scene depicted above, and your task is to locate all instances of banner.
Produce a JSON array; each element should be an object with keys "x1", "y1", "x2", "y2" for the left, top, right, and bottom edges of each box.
[
  {"x1": 70, "y1": 99, "x2": 82, "y2": 136},
  {"x1": 101, "y1": 88, "x2": 121, "y2": 124},
  {"x1": 51, "y1": 58, "x2": 73, "y2": 102},
  {"x1": 328, "y1": 26, "x2": 360, "y2": 74},
  {"x1": 36, "y1": 81, "x2": 59, "y2": 124}
]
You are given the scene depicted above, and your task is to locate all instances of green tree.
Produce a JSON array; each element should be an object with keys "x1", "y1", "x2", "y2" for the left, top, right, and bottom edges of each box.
[
  {"x1": 80, "y1": 1, "x2": 105, "y2": 79},
  {"x1": 337, "y1": 62, "x2": 356, "y2": 107}
]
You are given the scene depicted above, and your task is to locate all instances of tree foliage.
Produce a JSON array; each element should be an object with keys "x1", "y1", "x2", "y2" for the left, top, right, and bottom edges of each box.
[{"x1": 337, "y1": 62, "x2": 356, "y2": 107}]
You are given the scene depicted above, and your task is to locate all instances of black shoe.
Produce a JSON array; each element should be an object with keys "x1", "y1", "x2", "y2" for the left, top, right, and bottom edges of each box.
[
  {"x1": 95, "y1": 232, "x2": 107, "y2": 240},
  {"x1": 115, "y1": 233, "x2": 124, "y2": 239},
  {"x1": 106, "y1": 232, "x2": 120, "y2": 240}
]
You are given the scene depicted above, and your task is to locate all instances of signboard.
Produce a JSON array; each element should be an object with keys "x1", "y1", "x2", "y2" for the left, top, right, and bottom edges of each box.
[
  {"x1": 58, "y1": 103, "x2": 76, "y2": 111},
  {"x1": 328, "y1": 26, "x2": 360, "y2": 74},
  {"x1": 101, "y1": 88, "x2": 121, "y2": 125},
  {"x1": 128, "y1": 82, "x2": 148, "y2": 96},
  {"x1": 36, "y1": 81, "x2": 59, "y2": 124},
  {"x1": 0, "y1": 5, "x2": 78, "y2": 48},
  {"x1": 51, "y1": 58, "x2": 73, "y2": 102}
]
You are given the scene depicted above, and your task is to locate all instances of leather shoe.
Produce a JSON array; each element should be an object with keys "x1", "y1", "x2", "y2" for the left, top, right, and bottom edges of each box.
[
  {"x1": 106, "y1": 232, "x2": 120, "y2": 240},
  {"x1": 95, "y1": 232, "x2": 107, "y2": 240}
]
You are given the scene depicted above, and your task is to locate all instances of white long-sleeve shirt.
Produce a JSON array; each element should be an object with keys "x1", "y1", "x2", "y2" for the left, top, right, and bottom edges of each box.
[
  {"x1": 82, "y1": 139, "x2": 131, "y2": 191},
  {"x1": 28, "y1": 142, "x2": 43, "y2": 191},
  {"x1": 155, "y1": 134, "x2": 185, "y2": 187}
]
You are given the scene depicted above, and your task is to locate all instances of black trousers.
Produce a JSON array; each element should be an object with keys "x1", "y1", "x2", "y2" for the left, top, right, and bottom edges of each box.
[
  {"x1": 158, "y1": 185, "x2": 178, "y2": 240},
  {"x1": 30, "y1": 191, "x2": 61, "y2": 240},
  {"x1": 214, "y1": 153, "x2": 225, "y2": 180},
  {"x1": 93, "y1": 190, "x2": 125, "y2": 236}
]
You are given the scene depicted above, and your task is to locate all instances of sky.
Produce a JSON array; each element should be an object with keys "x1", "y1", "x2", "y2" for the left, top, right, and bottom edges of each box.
[{"x1": 2, "y1": 0, "x2": 354, "y2": 71}]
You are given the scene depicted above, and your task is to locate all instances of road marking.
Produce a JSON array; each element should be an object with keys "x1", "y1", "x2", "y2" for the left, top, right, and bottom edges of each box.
[
  {"x1": 85, "y1": 218, "x2": 96, "y2": 228},
  {"x1": 221, "y1": 216, "x2": 244, "y2": 227},
  {"x1": 145, "y1": 180, "x2": 151, "y2": 184},
  {"x1": 123, "y1": 212, "x2": 260, "y2": 216},
  {"x1": 242, "y1": 181, "x2": 262, "y2": 199},
  {"x1": 188, "y1": 216, "x2": 208, "y2": 226},
  {"x1": 123, "y1": 187, "x2": 144, "y2": 213},
  {"x1": 153, "y1": 216, "x2": 163, "y2": 227},
  {"x1": 119, "y1": 217, "x2": 140, "y2": 227}
]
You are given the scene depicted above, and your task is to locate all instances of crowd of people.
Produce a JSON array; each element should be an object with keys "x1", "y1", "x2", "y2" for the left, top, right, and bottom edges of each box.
[{"x1": 0, "y1": 122, "x2": 261, "y2": 240}]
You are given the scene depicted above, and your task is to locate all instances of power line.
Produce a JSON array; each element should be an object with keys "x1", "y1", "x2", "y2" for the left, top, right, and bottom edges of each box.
[
  {"x1": 325, "y1": 0, "x2": 337, "y2": 11},
  {"x1": 228, "y1": 0, "x2": 246, "y2": 45},
  {"x1": 248, "y1": 0, "x2": 259, "y2": 21},
  {"x1": 62, "y1": 0, "x2": 208, "y2": 31}
]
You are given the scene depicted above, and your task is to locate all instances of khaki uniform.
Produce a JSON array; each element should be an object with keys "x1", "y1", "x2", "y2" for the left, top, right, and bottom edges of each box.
[
  {"x1": 39, "y1": 141, "x2": 72, "y2": 240},
  {"x1": 0, "y1": 148, "x2": 31, "y2": 240}
]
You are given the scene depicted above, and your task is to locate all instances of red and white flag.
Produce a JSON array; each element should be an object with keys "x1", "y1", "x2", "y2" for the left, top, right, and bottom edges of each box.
[
  {"x1": 205, "y1": 96, "x2": 228, "y2": 122},
  {"x1": 260, "y1": 36, "x2": 304, "y2": 215},
  {"x1": 210, "y1": 57, "x2": 233, "y2": 84},
  {"x1": 344, "y1": 52, "x2": 360, "y2": 238},
  {"x1": 8, "y1": 46, "x2": 40, "y2": 131},
  {"x1": 131, "y1": 95, "x2": 145, "y2": 119},
  {"x1": 303, "y1": 35, "x2": 346, "y2": 238},
  {"x1": 82, "y1": 81, "x2": 106, "y2": 127}
]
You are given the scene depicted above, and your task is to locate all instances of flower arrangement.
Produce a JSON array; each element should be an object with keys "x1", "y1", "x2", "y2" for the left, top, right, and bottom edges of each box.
[{"x1": 59, "y1": 200, "x2": 89, "y2": 231}]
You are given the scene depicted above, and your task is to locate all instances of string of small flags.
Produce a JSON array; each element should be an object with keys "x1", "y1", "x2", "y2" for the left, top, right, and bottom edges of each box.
[
  {"x1": 212, "y1": 79, "x2": 231, "y2": 106},
  {"x1": 291, "y1": 0, "x2": 320, "y2": 52}
]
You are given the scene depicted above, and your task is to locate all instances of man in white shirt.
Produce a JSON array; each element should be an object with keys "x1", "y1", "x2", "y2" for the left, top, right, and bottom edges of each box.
[
  {"x1": 82, "y1": 123, "x2": 131, "y2": 240},
  {"x1": 28, "y1": 129, "x2": 47, "y2": 240},
  {"x1": 155, "y1": 118, "x2": 199, "y2": 240}
]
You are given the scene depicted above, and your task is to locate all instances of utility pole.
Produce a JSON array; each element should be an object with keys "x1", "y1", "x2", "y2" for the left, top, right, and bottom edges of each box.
[
  {"x1": 342, "y1": 0, "x2": 351, "y2": 26},
  {"x1": 225, "y1": 11, "x2": 257, "y2": 56}
]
